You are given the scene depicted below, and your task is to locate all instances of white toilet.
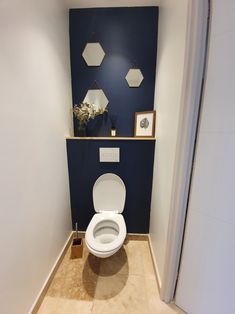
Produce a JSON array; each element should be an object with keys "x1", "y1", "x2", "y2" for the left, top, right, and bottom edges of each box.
[{"x1": 85, "y1": 173, "x2": 127, "y2": 258}]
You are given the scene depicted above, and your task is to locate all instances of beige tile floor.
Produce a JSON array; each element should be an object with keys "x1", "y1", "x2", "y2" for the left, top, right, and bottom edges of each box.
[{"x1": 37, "y1": 235, "x2": 184, "y2": 314}]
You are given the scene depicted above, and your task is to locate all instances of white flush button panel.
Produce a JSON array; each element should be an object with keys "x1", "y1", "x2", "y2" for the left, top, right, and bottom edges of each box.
[{"x1": 99, "y1": 147, "x2": 120, "y2": 162}]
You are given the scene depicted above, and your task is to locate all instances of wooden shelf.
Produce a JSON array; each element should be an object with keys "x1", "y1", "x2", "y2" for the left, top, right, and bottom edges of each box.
[{"x1": 66, "y1": 136, "x2": 156, "y2": 141}]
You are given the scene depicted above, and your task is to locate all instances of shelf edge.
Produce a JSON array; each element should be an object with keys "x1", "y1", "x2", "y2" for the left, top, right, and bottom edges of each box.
[{"x1": 66, "y1": 136, "x2": 156, "y2": 141}]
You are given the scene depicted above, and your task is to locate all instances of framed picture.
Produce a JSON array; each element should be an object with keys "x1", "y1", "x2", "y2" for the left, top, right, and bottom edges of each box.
[{"x1": 134, "y1": 110, "x2": 156, "y2": 137}]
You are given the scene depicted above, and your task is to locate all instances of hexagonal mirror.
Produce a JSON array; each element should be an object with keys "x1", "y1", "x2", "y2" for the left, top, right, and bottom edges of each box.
[
  {"x1": 125, "y1": 69, "x2": 144, "y2": 87},
  {"x1": 82, "y1": 43, "x2": 105, "y2": 66},
  {"x1": 83, "y1": 89, "x2": 109, "y2": 111}
]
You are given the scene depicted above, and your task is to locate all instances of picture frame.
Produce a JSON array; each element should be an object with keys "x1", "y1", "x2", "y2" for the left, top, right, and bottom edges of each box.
[{"x1": 134, "y1": 110, "x2": 156, "y2": 138}]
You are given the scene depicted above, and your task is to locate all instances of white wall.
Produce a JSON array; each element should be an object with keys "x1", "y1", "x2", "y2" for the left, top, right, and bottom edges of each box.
[
  {"x1": 149, "y1": 0, "x2": 189, "y2": 285},
  {"x1": 175, "y1": 1, "x2": 235, "y2": 313},
  {"x1": 0, "y1": 1, "x2": 72, "y2": 313}
]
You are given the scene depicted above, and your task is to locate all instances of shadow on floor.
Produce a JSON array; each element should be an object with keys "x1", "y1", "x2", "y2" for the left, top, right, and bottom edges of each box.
[{"x1": 82, "y1": 247, "x2": 129, "y2": 299}]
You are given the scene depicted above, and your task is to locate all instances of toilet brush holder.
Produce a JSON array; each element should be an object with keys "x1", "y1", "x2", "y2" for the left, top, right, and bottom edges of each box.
[
  {"x1": 71, "y1": 237, "x2": 83, "y2": 259},
  {"x1": 70, "y1": 223, "x2": 83, "y2": 259}
]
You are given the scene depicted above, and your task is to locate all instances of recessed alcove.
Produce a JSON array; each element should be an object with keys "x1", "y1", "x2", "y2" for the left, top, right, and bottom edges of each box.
[{"x1": 69, "y1": 7, "x2": 158, "y2": 137}]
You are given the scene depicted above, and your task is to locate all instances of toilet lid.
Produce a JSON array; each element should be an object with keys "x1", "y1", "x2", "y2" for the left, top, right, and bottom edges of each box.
[{"x1": 93, "y1": 173, "x2": 126, "y2": 213}]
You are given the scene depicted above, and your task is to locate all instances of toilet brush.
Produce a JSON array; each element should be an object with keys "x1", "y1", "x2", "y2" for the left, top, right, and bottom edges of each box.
[
  {"x1": 71, "y1": 222, "x2": 83, "y2": 259},
  {"x1": 75, "y1": 222, "x2": 79, "y2": 241},
  {"x1": 73, "y1": 222, "x2": 81, "y2": 245}
]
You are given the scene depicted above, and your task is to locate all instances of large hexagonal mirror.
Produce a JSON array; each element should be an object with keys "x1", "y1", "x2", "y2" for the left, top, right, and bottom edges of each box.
[
  {"x1": 82, "y1": 43, "x2": 105, "y2": 66},
  {"x1": 83, "y1": 89, "x2": 109, "y2": 111},
  {"x1": 125, "y1": 69, "x2": 144, "y2": 87}
]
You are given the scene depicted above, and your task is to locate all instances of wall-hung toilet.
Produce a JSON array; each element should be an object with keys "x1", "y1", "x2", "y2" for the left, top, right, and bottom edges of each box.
[{"x1": 85, "y1": 173, "x2": 127, "y2": 258}]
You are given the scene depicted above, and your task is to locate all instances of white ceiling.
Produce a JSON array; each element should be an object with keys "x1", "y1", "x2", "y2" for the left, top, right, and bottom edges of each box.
[{"x1": 66, "y1": 0, "x2": 160, "y2": 8}]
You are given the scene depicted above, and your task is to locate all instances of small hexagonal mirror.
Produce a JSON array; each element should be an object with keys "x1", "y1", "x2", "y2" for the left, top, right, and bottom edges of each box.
[
  {"x1": 125, "y1": 69, "x2": 144, "y2": 87},
  {"x1": 82, "y1": 43, "x2": 105, "y2": 66},
  {"x1": 83, "y1": 89, "x2": 109, "y2": 111}
]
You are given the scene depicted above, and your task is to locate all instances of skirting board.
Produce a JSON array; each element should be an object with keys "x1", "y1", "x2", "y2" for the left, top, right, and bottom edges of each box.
[
  {"x1": 148, "y1": 234, "x2": 162, "y2": 289},
  {"x1": 29, "y1": 231, "x2": 74, "y2": 314}
]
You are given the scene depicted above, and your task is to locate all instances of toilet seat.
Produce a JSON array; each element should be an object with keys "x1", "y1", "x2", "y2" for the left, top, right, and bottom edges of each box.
[{"x1": 85, "y1": 212, "x2": 126, "y2": 253}]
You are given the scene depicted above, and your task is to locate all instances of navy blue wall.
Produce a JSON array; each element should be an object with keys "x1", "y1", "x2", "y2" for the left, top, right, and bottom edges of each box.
[
  {"x1": 67, "y1": 139, "x2": 155, "y2": 233},
  {"x1": 68, "y1": 7, "x2": 158, "y2": 233},
  {"x1": 69, "y1": 7, "x2": 158, "y2": 136}
]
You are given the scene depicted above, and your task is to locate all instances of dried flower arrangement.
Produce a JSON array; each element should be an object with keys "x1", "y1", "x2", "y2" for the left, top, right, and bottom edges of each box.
[{"x1": 73, "y1": 102, "x2": 108, "y2": 126}]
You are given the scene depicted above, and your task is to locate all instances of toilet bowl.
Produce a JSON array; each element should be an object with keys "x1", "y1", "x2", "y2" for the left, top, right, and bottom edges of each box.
[{"x1": 85, "y1": 173, "x2": 127, "y2": 258}]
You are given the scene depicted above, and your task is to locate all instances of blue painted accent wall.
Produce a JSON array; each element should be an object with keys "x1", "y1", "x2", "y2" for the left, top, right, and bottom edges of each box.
[
  {"x1": 69, "y1": 7, "x2": 158, "y2": 136},
  {"x1": 67, "y1": 140, "x2": 155, "y2": 233},
  {"x1": 67, "y1": 7, "x2": 158, "y2": 233}
]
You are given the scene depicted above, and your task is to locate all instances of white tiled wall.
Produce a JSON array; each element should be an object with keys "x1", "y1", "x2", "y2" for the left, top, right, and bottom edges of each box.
[{"x1": 175, "y1": 1, "x2": 235, "y2": 313}]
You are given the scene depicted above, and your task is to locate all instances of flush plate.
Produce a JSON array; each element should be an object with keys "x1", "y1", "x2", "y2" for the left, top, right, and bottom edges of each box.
[{"x1": 99, "y1": 147, "x2": 120, "y2": 162}]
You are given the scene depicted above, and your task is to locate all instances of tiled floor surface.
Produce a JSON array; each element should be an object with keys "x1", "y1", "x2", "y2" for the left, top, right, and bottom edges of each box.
[{"x1": 37, "y1": 235, "x2": 184, "y2": 314}]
